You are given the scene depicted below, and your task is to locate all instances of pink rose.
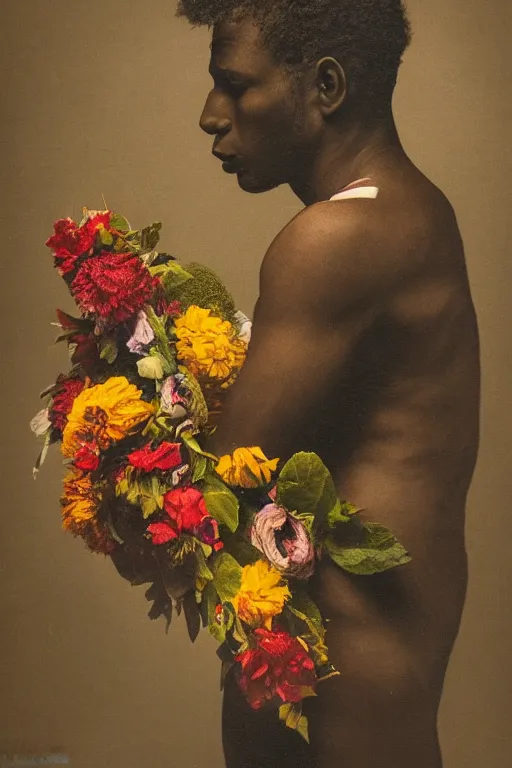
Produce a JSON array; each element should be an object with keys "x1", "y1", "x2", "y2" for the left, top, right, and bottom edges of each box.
[{"x1": 251, "y1": 504, "x2": 315, "y2": 579}]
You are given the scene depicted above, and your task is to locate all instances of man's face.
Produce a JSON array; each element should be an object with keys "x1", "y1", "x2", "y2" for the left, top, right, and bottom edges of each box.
[{"x1": 200, "y1": 18, "x2": 316, "y2": 193}]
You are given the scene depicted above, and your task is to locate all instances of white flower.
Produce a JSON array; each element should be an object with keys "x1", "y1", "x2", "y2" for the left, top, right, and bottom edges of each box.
[
  {"x1": 30, "y1": 407, "x2": 52, "y2": 437},
  {"x1": 127, "y1": 310, "x2": 155, "y2": 355},
  {"x1": 235, "y1": 310, "x2": 252, "y2": 345}
]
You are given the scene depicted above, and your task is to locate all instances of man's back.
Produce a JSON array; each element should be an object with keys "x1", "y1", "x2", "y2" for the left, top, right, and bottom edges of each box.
[{"x1": 220, "y1": 163, "x2": 480, "y2": 767}]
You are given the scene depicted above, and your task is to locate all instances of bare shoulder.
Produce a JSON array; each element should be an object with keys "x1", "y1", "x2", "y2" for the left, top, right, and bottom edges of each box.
[{"x1": 261, "y1": 174, "x2": 462, "y2": 316}]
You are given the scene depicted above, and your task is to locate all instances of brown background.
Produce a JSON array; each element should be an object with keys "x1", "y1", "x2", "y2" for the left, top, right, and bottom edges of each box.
[{"x1": 1, "y1": 1, "x2": 510, "y2": 766}]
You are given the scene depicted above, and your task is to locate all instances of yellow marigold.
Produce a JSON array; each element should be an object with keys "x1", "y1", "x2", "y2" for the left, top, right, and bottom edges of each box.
[
  {"x1": 174, "y1": 305, "x2": 247, "y2": 381},
  {"x1": 232, "y1": 560, "x2": 291, "y2": 629},
  {"x1": 61, "y1": 469, "x2": 100, "y2": 532},
  {"x1": 216, "y1": 446, "x2": 279, "y2": 488},
  {"x1": 61, "y1": 376, "x2": 154, "y2": 457}
]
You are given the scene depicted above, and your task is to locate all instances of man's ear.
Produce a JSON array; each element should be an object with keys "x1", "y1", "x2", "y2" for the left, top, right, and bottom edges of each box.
[{"x1": 315, "y1": 57, "x2": 347, "y2": 115}]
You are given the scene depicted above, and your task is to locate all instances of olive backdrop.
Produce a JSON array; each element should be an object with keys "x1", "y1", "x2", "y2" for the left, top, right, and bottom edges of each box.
[{"x1": 0, "y1": 1, "x2": 510, "y2": 766}]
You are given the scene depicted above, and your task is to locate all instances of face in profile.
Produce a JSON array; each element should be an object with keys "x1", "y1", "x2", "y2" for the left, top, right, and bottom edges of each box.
[{"x1": 200, "y1": 18, "x2": 317, "y2": 194}]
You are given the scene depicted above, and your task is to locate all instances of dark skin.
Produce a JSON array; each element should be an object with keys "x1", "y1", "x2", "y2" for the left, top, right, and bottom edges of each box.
[{"x1": 196, "y1": 17, "x2": 480, "y2": 768}]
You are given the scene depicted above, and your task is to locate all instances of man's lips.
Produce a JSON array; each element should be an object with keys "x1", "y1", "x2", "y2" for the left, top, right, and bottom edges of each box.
[{"x1": 212, "y1": 150, "x2": 242, "y2": 173}]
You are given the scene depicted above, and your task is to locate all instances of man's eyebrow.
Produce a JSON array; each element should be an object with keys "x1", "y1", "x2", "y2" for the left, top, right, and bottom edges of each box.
[{"x1": 208, "y1": 62, "x2": 248, "y2": 79}]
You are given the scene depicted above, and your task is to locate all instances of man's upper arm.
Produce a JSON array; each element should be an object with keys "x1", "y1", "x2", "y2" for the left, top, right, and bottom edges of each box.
[{"x1": 212, "y1": 202, "x2": 404, "y2": 459}]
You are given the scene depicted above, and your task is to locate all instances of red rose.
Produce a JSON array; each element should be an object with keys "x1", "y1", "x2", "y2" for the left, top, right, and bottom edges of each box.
[
  {"x1": 46, "y1": 212, "x2": 111, "y2": 274},
  {"x1": 146, "y1": 486, "x2": 223, "y2": 549},
  {"x1": 82, "y1": 211, "x2": 111, "y2": 240},
  {"x1": 74, "y1": 443, "x2": 100, "y2": 472},
  {"x1": 164, "y1": 486, "x2": 208, "y2": 533},
  {"x1": 235, "y1": 628, "x2": 316, "y2": 710},
  {"x1": 71, "y1": 251, "x2": 154, "y2": 325},
  {"x1": 49, "y1": 374, "x2": 85, "y2": 432},
  {"x1": 128, "y1": 442, "x2": 182, "y2": 472}
]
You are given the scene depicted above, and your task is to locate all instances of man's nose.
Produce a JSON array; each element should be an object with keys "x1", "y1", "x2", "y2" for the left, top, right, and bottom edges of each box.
[{"x1": 199, "y1": 91, "x2": 231, "y2": 137}]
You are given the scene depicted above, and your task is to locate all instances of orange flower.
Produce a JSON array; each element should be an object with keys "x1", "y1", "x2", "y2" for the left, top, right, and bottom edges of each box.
[
  {"x1": 231, "y1": 560, "x2": 291, "y2": 629},
  {"x1": 62, "y1": 376, "x2": 154, "y2": 457},
  {"x1": 61, "y1": 470, "x2": 100, "y2": 532},
  {"x1": 174, "y1": 306, "x2": 247, "y2": 381},
  {"x1": 60, "y1": 470, "x2": 115, "y2": 554},
  {"x1": 216, "y1": 447, "x2": 279, "y2": 488}
]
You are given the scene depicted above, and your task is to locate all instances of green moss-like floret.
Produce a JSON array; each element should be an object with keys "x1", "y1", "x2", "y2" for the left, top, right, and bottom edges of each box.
[{"x1": 179, "y1": 262, "x2": 238, "y2": 326}]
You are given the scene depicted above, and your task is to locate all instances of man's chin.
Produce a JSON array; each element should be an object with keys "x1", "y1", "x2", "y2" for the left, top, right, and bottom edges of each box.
[{"x1": 236, "y1": 169, "x2": 281, "y2": 194}]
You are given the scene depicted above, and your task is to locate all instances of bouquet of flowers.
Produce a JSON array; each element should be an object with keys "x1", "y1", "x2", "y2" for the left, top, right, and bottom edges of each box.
[{"x1": 31, "y1": 207, "x2": 411, "y2": 740}]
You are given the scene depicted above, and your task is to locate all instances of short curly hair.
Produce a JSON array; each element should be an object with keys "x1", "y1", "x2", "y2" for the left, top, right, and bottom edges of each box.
[{"x1": 176, "y1": 0, "x2": 412, "y2": 117}]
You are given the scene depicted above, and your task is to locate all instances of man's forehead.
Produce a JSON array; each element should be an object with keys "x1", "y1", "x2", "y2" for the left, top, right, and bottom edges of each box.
[{"x1": 210, "y1": 19, "x2": 270, "y2": 68}]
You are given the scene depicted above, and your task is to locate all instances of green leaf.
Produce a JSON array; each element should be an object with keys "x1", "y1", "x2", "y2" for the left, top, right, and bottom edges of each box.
[
  {"x1": 140, "y1": 221, "x2": 162, "y2": 252},
  {"x1": 326, "y1": 500, "x2": 358, "y2": 527},
  {"x1": 278, "y1": 703, "x2": 310, "y2": 742},
  {"x1": 286, "y1": 604, "x2": 329, "y2": 666},
  {"x1": 195, "y1": 545, "x2": 214, "y2": 593},
  {"x1": 144, "y1": 305, "x2": 176, "y2": 372},
  {"x1": 290, "y1": 589, "x2": 325, "y2": 638},
  {"x1": 296, "y1": 715, "x2": 310, "y2": 743},
  {"x1": 211, "y1": 551, "x2": 242, "y2": 602},
  {"x1": 98, "y1": 335, "x2": 118, "y2": 364},
  {"x1": 201, "y1": 475, "x2": 239, "y2": 533},
  {"x1": 232, "y1": 616, "x2": 249, "y2": 648},
  {"x1": 192, "y1": 454, "x2": 209, "y2": 483},
  {"x1": 183, "y1": 590, "x2": 201, "y2": 643},
  {"x1": 222, "y1": 528, "x2": 261, "y2": 567},
  {"x1": 99, "y1": 227, "x2": 114, "y2": 246},
  {"x1": 140, "y1": 249, "x2": 160, "y2": 267},
  {"x1": 149, "y1": 262, "x2": 193, "y2": 298},
  {"x1": 324, "y1": 522, "x2": 412, "y2": 575},
  {"x1": 199, "y1": 580, "x2": 219, "y2": 628},
  {"x1": 181, "y1": 433, "x2": 217, "y2": 461},
  {"x1": 276, "y1": 452, "x2": 339, "y2": 528},
  {"x1": 109, "y1": 213, "x2": 131, "y2": 232},
  {"x1": 145, "y1": 580, "x2": 173, "y2": 633}
]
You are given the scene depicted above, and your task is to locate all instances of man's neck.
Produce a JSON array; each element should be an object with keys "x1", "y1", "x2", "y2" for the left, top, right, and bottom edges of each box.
[{"x1": 289, "y1": 114, "x2": 407, "y2": 206}]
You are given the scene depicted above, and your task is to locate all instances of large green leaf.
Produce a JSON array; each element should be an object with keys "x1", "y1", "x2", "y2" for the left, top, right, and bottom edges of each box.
[
  {"x1": 211, "y1": 552, "x2": 242, "y2": 602},
  {"x1": 325, "y1": 522, "x2": 411, "y2": 575},
  {"x1": 276, "y1": 452, "x2": 339, "y2": 527},
  {"x1": 202, "y1": 475, "x2": 239, "y2": 533}
]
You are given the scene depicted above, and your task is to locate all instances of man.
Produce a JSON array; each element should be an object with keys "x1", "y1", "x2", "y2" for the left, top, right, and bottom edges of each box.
[{"x1": 175, "y1": 2, "x2": 480, "y2": 766}]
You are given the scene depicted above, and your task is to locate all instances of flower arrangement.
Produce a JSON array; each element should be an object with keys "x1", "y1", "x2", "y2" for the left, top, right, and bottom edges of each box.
[{"x1": 32, "y1": 208, "x2": 411, "y2": 740}]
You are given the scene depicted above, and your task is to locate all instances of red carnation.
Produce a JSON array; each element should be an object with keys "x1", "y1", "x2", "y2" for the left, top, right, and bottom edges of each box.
[
  {"x1": 128, "y1": 442, "x2": 182, "y2": 472},
  {"x1": 49, "y1": 374, "x2": 85, "y2": 432},
  {"x1": 71, "y1": 251, "x2": 154, "y2": 326},
  {"x1": 145, "y1": 521, "x2": 179, "y2": 546},
  {"x1": 235, "y1": 628, "x2": 317, "y2": 710}
]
